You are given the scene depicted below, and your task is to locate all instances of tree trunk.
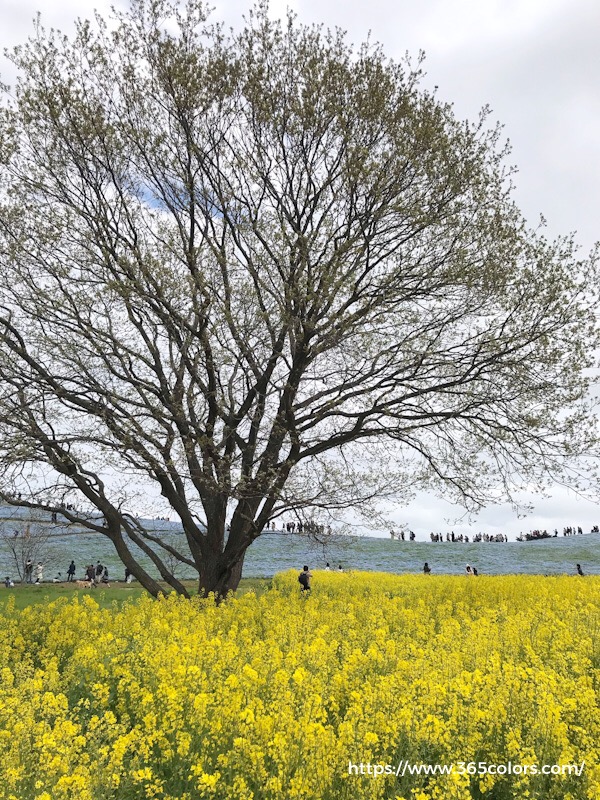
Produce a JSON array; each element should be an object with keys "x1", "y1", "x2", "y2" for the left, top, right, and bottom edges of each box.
[
  {"x1": 111, "y1": 529, "x2": 166, "y2": 598},
  {"x1": 198, "y1": 552, "x2": 246, "y2": 600}
]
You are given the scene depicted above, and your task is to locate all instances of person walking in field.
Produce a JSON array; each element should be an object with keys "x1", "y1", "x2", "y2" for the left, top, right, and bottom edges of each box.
[
  {"x1": 67, "y1": 560, "x2": 76, "y2": 582},
  {"x1": 576, "y1": 564, "x2": 585, "y2": 576},
  {"x1": 423, "y1": 562, "x2": 431, "y2": 574},
  {"x1": 298, "y1": 566, "x2": 312, "y2": 592}
]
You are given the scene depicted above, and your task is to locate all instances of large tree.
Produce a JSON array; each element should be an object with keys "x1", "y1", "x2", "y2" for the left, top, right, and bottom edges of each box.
[{"x1": 0, "y1": 0, "x2": 597, "y2": 597}]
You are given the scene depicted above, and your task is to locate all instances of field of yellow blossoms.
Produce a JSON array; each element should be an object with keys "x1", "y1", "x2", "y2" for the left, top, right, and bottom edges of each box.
[{"x1": 1, "y1": 571, "x2": 599, "y2": 800}]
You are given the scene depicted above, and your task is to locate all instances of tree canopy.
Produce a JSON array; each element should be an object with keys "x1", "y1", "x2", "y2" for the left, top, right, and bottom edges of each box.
[{"x1": 0, "y1": 0, "x2": 598, "y2": 596}]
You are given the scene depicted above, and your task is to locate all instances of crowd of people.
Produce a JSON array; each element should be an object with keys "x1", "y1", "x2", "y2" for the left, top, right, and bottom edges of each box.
[
  {"x1": 515, "y1": 527, "x2": 595, "y2": 540},
  {"x1": 405, "y1": 526, "x2": 598, "y2": 542},
  {"x1": 81, "y1": 562, "x2": 111, "y2": 584},
  {"x1": 428, "y1": 532, "x2": 508, "y2": 542},
  {"x1": 562, "y1": 526, "x2": 598, "y2": 535},
  {"x1": 6, "y1": 559, "x2": 115, "y2": 587},
  {"x1": 264, "y1": 520, "x2": 333, "y2": 535},
  {"x1": 258, "y1": 520, "x2": 598, "y2": 541}
]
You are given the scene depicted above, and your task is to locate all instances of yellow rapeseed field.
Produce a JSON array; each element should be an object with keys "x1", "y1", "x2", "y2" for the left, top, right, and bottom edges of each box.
[{"x1": 0, "y1": 571, "x2": 599, "y2": 800}]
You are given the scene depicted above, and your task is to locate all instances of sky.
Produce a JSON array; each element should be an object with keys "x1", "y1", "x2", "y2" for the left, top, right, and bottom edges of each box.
[{"x1": 1, "y1": 0, "x2": 599, "y2": 539}]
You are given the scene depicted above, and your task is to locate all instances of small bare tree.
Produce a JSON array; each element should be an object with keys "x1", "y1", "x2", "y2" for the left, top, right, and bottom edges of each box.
[
  {"x1": 0, "y1": 524, "x2": 55, "y2": 583},
  {"x1": 0, "y1": 0, "x2": 598, "y2": 598}
]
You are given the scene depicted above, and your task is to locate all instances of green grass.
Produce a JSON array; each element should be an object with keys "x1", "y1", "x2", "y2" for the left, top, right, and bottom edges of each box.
[{"x1": 0, "y1": 576, "x2": 272, "y2": 610}]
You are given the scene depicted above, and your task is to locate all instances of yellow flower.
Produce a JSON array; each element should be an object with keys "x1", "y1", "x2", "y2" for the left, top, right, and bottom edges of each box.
[{"x1": 0, "y1": 572, "x2": 599, "y2": 799}]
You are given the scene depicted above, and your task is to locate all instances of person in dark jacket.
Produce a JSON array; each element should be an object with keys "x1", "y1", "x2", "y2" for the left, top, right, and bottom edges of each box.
[{"x1": 298, "y1": 566, "x2": 312, "y2": 592}]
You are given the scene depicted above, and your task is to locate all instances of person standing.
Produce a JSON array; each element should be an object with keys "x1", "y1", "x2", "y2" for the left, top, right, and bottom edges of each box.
[
  {"x1": 25, "y1": 559, "x2": 33, "y2": 584},
  {"x1": 35, "y1": 562, "x2": 44, "y2": 584},
  {"x1": 67, "y1": 561, "x2": 76, "y2": 582},
  {"x1": 423, "y1": 562, "x2": 431, "y2": 574},
  {"x1": 298, "y1": 566, "x2": 312, "y2": 592},
  {"x1": 577, "y1": 564, "x2": 585, "y2": 576}
]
